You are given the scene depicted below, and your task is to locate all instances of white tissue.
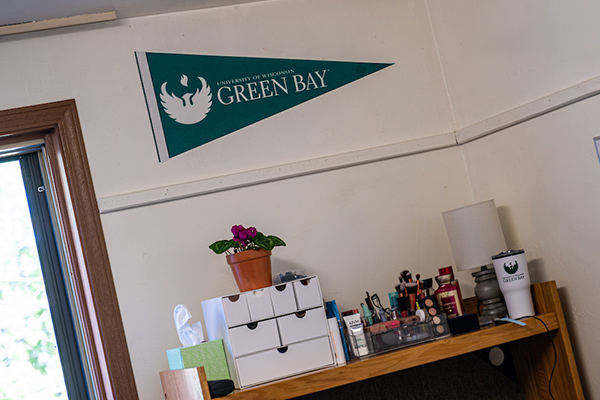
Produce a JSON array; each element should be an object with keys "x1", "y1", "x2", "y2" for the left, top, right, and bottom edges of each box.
[{"x1": 174, "y1": 304, "x2": 205, "y2": 347}]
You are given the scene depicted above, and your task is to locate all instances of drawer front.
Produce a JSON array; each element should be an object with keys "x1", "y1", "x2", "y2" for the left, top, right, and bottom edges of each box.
[
  {"x1": 235, "y1": 336, "x2": 334, "y2": 388},
  {"x1": 269, "y1": 283, "x2": 298, "y2": 315},
  {"x1": 246, "y1": 288, "x2": 275, "y2": 321},
  {"x1": 228, "y1": 318, "x2": 280, "y2": 357},
  {"x1": 277, "y1": 308, "x2": 329, "y2": 345},
  {"x1": 293, "y1": 277, "x2": 323, "y2": 309},
  {"x1": 221, "y1": 294, "x2": 251, "y2": 327}
]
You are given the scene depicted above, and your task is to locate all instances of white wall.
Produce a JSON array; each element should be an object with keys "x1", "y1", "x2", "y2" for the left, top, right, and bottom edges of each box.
[
  {"x1": 100, "y1": 147, "x2": 470, "y2": 398},
  {"x1": 427, "y1": 2, "x2": 600, "y2": 397},
  {"x1": 463, "y1": 99, "x2": 600, "y2": 398},
  {"x1": 0, "y1": 0, "x2": 453, "y2": 199},
  {"x1": 428, "y1": 0, "x2": 600, "y2": 128},
  {"x1": 1, "y1": 0, "x2": 599, "y2": 398}
]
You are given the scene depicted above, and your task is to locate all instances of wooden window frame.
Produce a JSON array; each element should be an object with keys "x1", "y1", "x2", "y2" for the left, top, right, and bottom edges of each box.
[{"x1": 0, "y1": 100, "x2": 138, "y2": 400}]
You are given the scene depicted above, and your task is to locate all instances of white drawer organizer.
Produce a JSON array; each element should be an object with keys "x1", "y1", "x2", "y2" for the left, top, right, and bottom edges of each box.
[{"x1": 201, "y1": 276, "x2": 335, "y2": 388}]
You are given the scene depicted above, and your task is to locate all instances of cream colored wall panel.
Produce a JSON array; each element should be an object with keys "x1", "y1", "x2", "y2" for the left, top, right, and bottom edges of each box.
[
  {"x1": 101, "y1": 146, "x2": 469, "y2": 399},
  {"x1": 0, "y1": 0, "x2": 453, "y2": 200},
  {"x1": 462, "y1": 96, "x2": 600, "y2": 399},
  {"x1": 427, "y1": 0, "x2": 600, "y2": 129},
  {"x1": 5, "y1": 0, "x2": 599, "y2": 398}
]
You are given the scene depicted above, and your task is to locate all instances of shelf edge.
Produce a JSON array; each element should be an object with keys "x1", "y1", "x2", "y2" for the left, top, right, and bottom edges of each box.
[{"x1": 227, "y1": 312, "x2": 558, "y2": 400}]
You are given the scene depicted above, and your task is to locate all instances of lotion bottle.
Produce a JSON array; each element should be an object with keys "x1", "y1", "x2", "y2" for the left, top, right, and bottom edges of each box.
[{"x1": 435, "y1": 274, "x2": 465, "y2": 318}]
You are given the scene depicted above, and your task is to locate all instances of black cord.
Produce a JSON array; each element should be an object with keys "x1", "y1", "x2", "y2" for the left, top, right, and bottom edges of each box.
[{"x1": 531, "y1": 316, "x2": 557, "y2": 400}]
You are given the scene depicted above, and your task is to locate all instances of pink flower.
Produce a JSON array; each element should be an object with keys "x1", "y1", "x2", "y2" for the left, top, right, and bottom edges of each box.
[
  {"x1": 246, "y1": 227, "x2": 257, "y2": 237},
  {"x1": 210, "y1": 224, "x2": 285, "y2": 255},
  {"x1": 231, "y1": 225, "x2": 245, "y2": 236}
]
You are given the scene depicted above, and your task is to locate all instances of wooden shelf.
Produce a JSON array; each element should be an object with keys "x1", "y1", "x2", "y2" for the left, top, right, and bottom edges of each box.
[
  {"x1": 161, "y1": 281, "x2": 584, "y2": 400},
  {"x1": 226, "y1": 313, "x2": 558, "y2": 400}
]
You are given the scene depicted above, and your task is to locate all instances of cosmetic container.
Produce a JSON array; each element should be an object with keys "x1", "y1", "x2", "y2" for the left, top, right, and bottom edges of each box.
[{"x1": 435, "y1": 274, "x2": 465, "y2": 318}]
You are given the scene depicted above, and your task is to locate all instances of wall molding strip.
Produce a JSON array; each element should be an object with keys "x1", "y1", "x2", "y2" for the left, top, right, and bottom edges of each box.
[
  {"x1": 98, "y1": 133, "x2": 456, "y2": 213},
  {"x1": 0, "y1": 11, "x2": 117, "y2": 37},
  {"x1": 98, "y1": 75, "x2": 600, "y2": 214},
  {"x1": 454, "y1": 75, "x2": 600, "y2": 144}
]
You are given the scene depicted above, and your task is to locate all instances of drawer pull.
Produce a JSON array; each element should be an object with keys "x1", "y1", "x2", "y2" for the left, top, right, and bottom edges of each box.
[
  {"x1": 275, "y1": 284, "x2": 287, "y2": 292},
  {"x1": 277, "y1": 346, "x2": 289, "y2": 354},
  {"x1": 246, "y1": 322, "x2": 258, "y2": 330},
  {"x1": 226, "y1": 294, "x2": 241, "y2": 302},
  {"x1": 294, "y1": 311, "x2": 307, "y2": 318},
  {"x1": 300, "y1": 278, "x2": 311, "y2": 286}
]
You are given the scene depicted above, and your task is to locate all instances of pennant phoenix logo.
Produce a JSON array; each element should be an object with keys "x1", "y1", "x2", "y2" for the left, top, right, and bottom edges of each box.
[{"x1": 160, "y1": 75, "x2": 212, "y2": 125}]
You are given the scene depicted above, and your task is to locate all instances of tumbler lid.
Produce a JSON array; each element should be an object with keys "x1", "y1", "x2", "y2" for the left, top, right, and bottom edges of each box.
[{"x1": 492, "y1": 249, "x2": 524, "y2": 260}]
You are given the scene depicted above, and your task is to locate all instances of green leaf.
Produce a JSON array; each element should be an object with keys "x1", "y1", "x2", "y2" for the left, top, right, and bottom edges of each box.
[
  {"x1": 253, "y1": 235, "x2": 286, "y2": 251},
  {"x1": 268, "y1": 236, "x2": 286, "y2": 247},
  {"x1": 209, "y1": 240, "x2": 237, "y2": 254},
  {"x1": 253, "y1": 232, "x2": 267, "y2": 241},
  {"x1": 260, "y1": 240, "x2": 275, "y2": 251},
  {"x1": 252, "y1": 233, "x2": 269, "y2": 248}
]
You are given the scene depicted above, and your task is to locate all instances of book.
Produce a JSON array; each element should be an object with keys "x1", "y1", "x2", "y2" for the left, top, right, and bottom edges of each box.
[{"x1": 325, "y1": 300, "x2": 350, "y2": 362}]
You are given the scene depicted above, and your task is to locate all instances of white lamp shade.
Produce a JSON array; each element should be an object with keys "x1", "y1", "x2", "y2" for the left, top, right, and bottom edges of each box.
[{"x1": 442, "y1": 199, "x2": 507, "y2": 271}]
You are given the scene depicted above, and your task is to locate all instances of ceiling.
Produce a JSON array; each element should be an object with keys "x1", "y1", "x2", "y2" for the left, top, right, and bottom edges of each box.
[{"x1": 0, "y1": 0, "x2": 266, "y2": 27}]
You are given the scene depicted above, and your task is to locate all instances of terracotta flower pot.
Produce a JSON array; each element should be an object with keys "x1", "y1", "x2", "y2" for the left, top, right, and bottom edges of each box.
[{"x1": 226, "y1": 249, "x2": 273, "y2": 292}]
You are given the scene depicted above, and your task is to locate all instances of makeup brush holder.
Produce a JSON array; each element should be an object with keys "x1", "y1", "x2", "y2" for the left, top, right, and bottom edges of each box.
[{"x1": 492, "y1": 250, "x2": 535, "y2": 320}]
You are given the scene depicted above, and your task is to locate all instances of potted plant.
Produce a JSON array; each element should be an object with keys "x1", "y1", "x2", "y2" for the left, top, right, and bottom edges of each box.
[{"x1": 209, "y1": 225, "x2": 286, "y2": 292}]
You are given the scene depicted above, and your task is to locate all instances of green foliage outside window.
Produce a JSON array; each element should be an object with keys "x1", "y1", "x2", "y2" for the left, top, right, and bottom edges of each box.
[{"x1": 0, "y1": 161, "x2": 67, "y2": 399}]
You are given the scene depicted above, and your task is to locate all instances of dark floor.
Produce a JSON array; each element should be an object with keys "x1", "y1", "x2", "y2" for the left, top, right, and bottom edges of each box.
[{"x1": 293, "y1": 345, "x2": 525, "y2": 400}]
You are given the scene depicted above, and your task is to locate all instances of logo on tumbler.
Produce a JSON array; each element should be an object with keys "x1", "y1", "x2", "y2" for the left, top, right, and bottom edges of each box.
[{"x1": 504, "y1": 261, "x2": 519, "y2": 275}]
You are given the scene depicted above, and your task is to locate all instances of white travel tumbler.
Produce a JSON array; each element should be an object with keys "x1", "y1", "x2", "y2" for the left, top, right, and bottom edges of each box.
[{"x1": 492, "y1": 250, "x2": 535, "y2": 319}]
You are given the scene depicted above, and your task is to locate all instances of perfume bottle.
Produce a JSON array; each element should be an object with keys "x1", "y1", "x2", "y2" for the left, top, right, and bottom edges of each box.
[
  {"x1": 438, "y1": 266, "x2": 465, "y2": 311},
  {"x1": 435, "y1": 274, "x2": 465, "y2": 318}
]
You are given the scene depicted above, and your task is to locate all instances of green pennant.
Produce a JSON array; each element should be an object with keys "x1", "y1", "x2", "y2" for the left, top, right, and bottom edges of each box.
[{"x1": 136, "y1": 52, "x2": 393, "y2": 162}]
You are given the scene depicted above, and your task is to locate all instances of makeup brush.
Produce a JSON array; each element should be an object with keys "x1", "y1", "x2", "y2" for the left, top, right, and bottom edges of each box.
[
  {"x1": 397, "y1": 293, "x2": 409, "y2": 317},
  {"x1": 400, "y1": 270, "x2": 411, "y2": 284},
  {"x1": 395, "y1": 274, "x2": 405, "y2": 295},
  {"x1": 405, "y1": 282, "x2": 419, "y2": 312},
  {"x1": 416, "y1": 274, "x2": 422, "y2": 298}
]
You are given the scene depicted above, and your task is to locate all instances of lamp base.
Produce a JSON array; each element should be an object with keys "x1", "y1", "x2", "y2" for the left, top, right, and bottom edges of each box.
[{"x1": 472, "y1": 266, "x2": 507, "y2": 324}]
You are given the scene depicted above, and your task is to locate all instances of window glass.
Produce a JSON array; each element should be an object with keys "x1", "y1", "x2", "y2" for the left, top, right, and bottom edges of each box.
[{"x1": 0, "y1": 159, "x2": 69, "y2": 399}]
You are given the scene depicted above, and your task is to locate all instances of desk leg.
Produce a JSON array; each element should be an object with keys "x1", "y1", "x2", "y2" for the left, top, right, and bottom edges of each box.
[
  {"x1": 160, "y1": 366, "x2": 212, "y2": 400},
  {"x1": 511, "y1": 281, "x2": 584, "y2": 400}
]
